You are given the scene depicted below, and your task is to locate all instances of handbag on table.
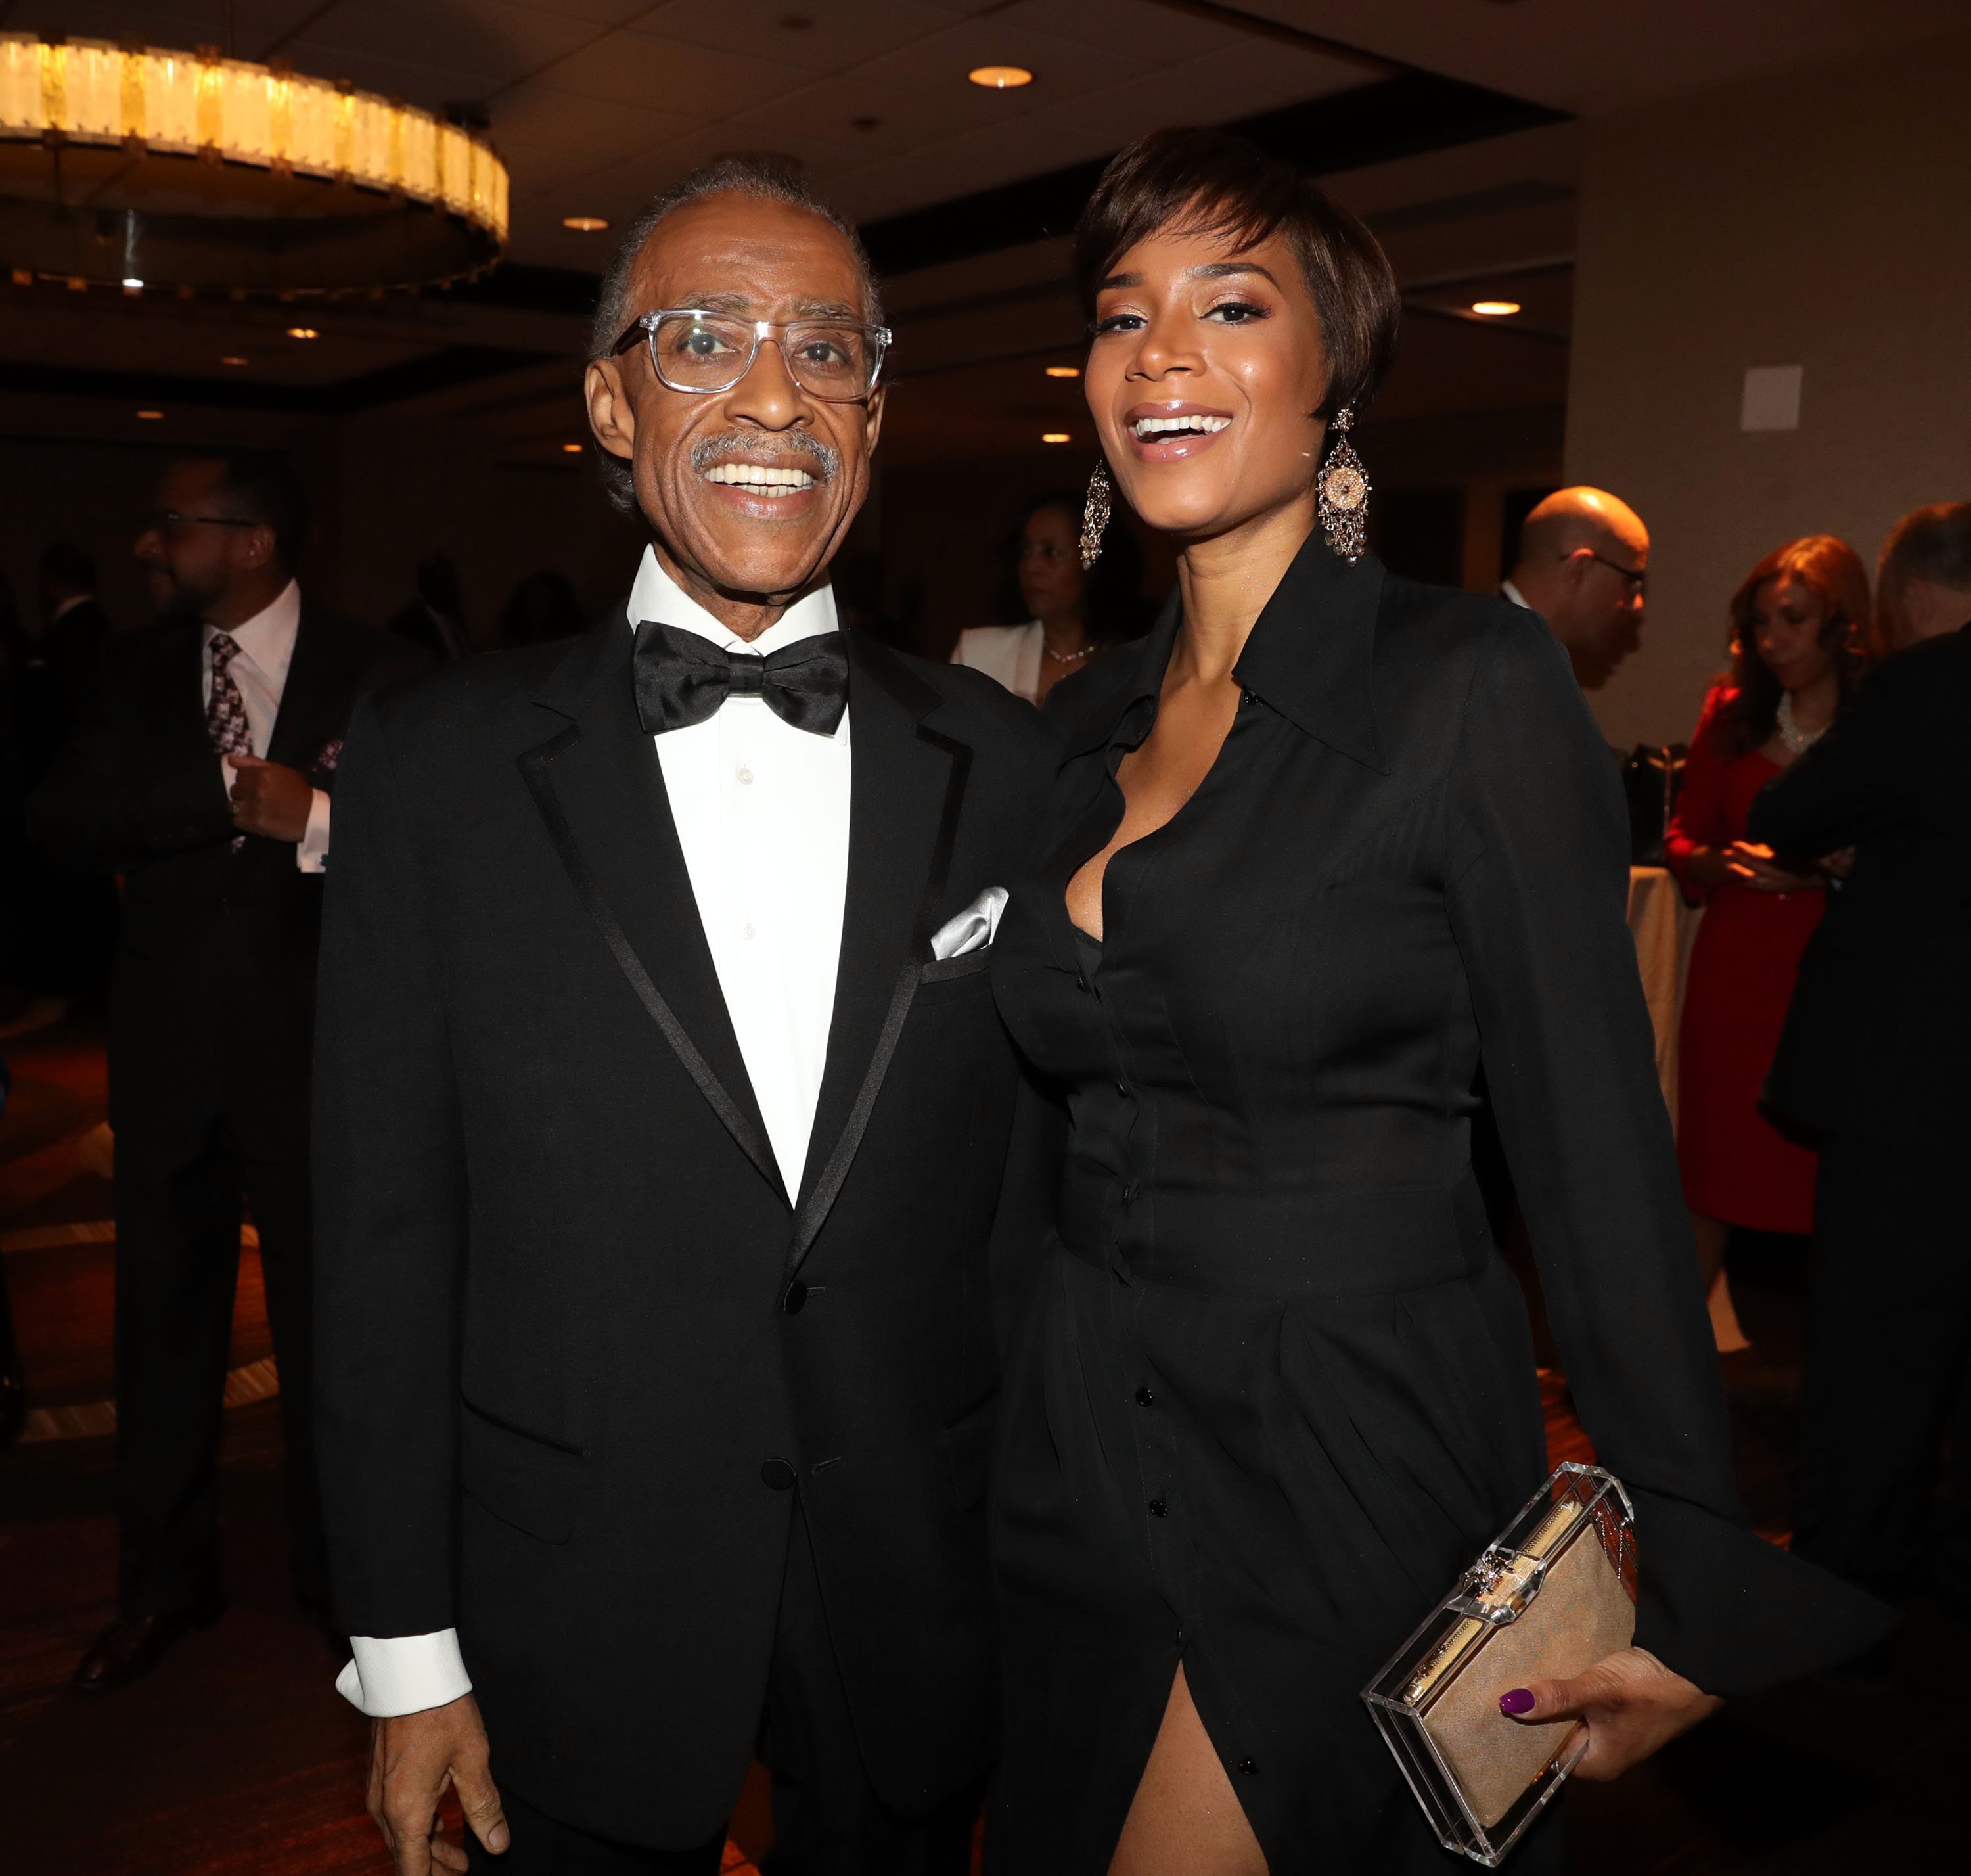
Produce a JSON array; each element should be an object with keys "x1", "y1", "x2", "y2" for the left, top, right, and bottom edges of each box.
[{"x1": 1361, "y1": 1462, "x2": 1637, "y2": 1867}]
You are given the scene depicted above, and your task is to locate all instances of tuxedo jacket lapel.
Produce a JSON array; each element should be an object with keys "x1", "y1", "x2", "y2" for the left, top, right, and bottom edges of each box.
[
  {"x1": 520, "y1": 612, "x2": 785, "y2": 1205},
  {"x1": 790, "y1": 636, "x2": 972, "y2": 1270}
]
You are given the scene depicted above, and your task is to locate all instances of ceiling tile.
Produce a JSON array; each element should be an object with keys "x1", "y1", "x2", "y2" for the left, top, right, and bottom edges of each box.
[
  {"x1": 982, "y1": 0, "x2": 1247, "y2": 66},
  {"x1": 629, "y1": 0, "x2": 961, "y2": 75},
  {"x1": 288, "y1": 0, "x2": 602, "y2": 91},
  {"x1": 1178, "y1": 37, "x2": 1374, "y2": 107},
  {"x1": 493, "y1": 83, "x2": 700, "y2": 162},
  {"x1": 532, "y1": 32, "x2": 814, "y2": 116}
]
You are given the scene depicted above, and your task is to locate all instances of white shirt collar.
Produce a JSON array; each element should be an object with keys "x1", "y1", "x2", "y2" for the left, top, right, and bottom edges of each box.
[
  {"x1": 206, "y1": 578, "x2": 302, "y2": 683},
  {"x1": 627, "y1": 545, "x2": 837, "y2": 656},
  {"x1": 1501, "y1": 578, "x2": 1532, "y2": 611}
]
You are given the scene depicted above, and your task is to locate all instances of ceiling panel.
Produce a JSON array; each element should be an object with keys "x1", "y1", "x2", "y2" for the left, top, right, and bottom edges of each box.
[
  {"x1": 626, "y1": 0, "x2": 968, "y2": 74},
  {"x1": 527, "y1": 34, "x2": 813, "y2": 116}
]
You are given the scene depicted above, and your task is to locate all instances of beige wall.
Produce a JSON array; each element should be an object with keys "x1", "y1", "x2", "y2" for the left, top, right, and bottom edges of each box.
[{"x1": 1565, "y1": 32, "x2": 1971, "y2": 748}]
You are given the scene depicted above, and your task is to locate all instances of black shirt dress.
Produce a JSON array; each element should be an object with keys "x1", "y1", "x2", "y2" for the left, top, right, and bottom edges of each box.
[{"x1": 985, "y1": 534, "x2": 1888, "y2": 1873}]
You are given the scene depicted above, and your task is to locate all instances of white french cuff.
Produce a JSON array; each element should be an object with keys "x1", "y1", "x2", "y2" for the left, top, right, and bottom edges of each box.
[
  {"x1": 335, "y1": 1628, "x2": 473, "y2": 1717},
  {"x1": 930, "y1": 886, "x2": 1008, "y2": 962},
  {"x1": 296, "y1": 787, "x2": 332, "y2": 874}
]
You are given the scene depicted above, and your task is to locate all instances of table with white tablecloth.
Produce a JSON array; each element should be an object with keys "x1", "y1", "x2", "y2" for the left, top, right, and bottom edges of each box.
[{"x1": 1627, "y1": 866, "x2": 1748, "y2": 1350}]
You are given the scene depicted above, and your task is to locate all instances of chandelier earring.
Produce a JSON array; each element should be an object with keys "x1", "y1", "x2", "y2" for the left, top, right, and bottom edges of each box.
[
  {"x1": 1317, "y1": 407, "x2": 1371, "y2": 564},
  {"x1": 1080, "y1": 460, "x2": 1113, "y2": 570}
]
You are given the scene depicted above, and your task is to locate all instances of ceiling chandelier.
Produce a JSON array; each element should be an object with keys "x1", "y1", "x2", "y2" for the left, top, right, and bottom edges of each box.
[{"x1": 0, "y1": 34, "x2": 509, "y2": 296}]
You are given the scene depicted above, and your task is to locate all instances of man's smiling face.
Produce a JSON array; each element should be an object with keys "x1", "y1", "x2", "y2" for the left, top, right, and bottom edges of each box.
[{"x1": 584, "y1": 193, "x2": 884, "y2": 620}]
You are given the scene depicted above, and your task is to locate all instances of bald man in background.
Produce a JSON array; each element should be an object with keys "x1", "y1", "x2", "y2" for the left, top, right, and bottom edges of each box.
[{"x1": 1503, "y1": 487, "x2": 1651, "y2": 689}]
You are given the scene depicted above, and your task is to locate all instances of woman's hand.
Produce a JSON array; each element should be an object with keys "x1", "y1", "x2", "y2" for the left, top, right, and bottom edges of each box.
[
  {"x1": 1723, "y1": 840, "x2": 1821, "y2": 892},
  {"x1": 1499, "y1": 1646, "x2": 1722, "y2": 1780}
]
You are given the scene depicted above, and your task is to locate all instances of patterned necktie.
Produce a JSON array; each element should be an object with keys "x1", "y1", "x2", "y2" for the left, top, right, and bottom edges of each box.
[
  {"x1": 208, "y1": 631, "x2": 252, "y2": 848},
  {"x1": 207, "y1": 631, "x2": 252, "y2": 757}
]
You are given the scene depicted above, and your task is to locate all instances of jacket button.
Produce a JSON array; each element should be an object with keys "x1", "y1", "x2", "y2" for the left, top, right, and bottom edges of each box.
[
  {"x1": 1114, "y1": 1078, "x2": 1127, "y2": 1097},
  {"x1": 1147, "y1": 1498, "x2": 1168, "y2": 1518},
  {"x1": 1135, "y1": 1385, "x2": 1155, "y2": 1407},
  {"x1": 760, "y1": 1458, "x2": 798, "y2": 1491},
  {"x1": 1238, "y1": 1758, "x2": 1259, "y2": 1777},
  {"x1": 782, "y1": 1279, "x2": 808, "y2": 1314}
]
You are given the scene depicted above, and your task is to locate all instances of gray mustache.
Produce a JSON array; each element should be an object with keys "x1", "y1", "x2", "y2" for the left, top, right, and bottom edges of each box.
[{"x1": 691, "y1": 431, "x2": 839, "y2": 480}]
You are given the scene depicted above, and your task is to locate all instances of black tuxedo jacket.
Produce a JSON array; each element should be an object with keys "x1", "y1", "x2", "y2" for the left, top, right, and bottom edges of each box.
[
  {"x1": 1749, "y1": 622, "x2": 1971, "y2": 1147},
  {"x1": 28, "y1": 608, "x2": 426, "y2": 1163},
  {"x1": 312, "y1": 612, "x2": 1058, "y2": 1848}
]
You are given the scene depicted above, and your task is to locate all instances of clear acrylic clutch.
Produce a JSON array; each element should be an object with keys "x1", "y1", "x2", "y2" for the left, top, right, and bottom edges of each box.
[{"x1": 1361, "y1": 1461, "x2": 1637, "y2": 1867}]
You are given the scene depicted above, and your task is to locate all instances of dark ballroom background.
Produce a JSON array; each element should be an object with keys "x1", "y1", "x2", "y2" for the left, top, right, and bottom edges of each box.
[{"x1": 3, "y1": 2, "x2": 1969, "y2": 1872}]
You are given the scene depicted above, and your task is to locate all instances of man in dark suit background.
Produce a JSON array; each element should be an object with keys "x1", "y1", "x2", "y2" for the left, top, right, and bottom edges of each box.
[
  {"x1": 30, "y1": 449, "x2": 426, "y2": 1690},
  {"x1": 1750, "y1": 499, "x2": 1971, "y2": 1611},
  {"x1": 315, "y1": 157, "x2": 1054, "y2": 1876}
]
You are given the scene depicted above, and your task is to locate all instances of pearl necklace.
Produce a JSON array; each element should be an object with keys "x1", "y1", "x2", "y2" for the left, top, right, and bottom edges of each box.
[
  {"x1": 1776, "y1": 691, "x2": 1826, "y2": 756},
  {"x1": 1042, "y1": 638, "x2": 1095, "y2": 664}
]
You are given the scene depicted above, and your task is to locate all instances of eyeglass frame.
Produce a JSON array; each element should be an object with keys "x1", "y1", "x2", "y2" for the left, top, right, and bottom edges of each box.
[
  {"x1": 608, "y1": 308, "x2": 894, "y2": 402},
  {"x1": 142, "y1": 509, "x2": 260, "y2": 537},
  {"x1": 1575, "y1": 548, "x2": 1648, "y2": 597}
]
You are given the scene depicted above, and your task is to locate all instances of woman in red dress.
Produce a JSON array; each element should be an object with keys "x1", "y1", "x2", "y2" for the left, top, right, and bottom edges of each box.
[{"x1": 1665, "y1": 536, "x2": 1872, "y2": 1293}]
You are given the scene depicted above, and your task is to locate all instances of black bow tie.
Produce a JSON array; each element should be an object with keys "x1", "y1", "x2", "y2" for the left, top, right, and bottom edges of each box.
[{"x1": 632, "y1": 620, "x2": 850, "y2": 738}]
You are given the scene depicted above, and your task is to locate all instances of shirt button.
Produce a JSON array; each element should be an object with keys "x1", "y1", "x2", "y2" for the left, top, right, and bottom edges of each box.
[
  {"x1": 1238, "y1": 1758, "x2": 1259, "y2": 1778},
  {"x1": 1114, "y1": 1078, "x2": 1127, "y2": 1097},
  {"x1": 736, "y1": 766, "x2": 754, "y2": 785},
  {"x1": 1135, "y1": 1385, "x2": 1154, "y2": 1407},
  {"x1": 741, "y1": 922, "x2": 756, "y2": 940},
  {"x1": 1148, "y1": 1498, "x2": 1168, "y2": 1518},
  {"x1": 1122, "y1": 1181, "x2": 1139, "y2": 1203},
  {"x1": 760, "y1": 1458, "x2": 798, "y2": 1491},
  {"x1": 782, "y1": 1279, "x2": 809, "y2": 1315}
]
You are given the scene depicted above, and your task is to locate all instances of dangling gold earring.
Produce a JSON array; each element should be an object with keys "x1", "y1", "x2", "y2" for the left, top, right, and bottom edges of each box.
[
  {"x1": 1317, "y1": 407, "x2": 1370, "y2": 564},
  {"x1": 1080, "y1": 461, "x2": 1112, "y2": 569}
]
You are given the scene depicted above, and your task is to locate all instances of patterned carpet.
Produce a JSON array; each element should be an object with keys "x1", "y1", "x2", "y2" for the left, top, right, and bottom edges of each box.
[{"x1": 1, "y1": 1002, "x2": 1960, "y2": 1873}]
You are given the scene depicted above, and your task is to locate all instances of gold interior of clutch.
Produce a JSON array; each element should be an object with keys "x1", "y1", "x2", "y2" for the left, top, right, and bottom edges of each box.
[{"x1": 1413, "y1": 1508, "x2": 1635, "y2": 1829}]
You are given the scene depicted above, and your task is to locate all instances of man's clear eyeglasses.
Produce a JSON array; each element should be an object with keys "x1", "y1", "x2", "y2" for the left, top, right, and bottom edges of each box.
[{"x1": 610, "y1": 309, "x2": 892, "y2": 402}]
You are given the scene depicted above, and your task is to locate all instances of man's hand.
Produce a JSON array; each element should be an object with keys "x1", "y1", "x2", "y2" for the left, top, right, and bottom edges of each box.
[
  {"x1": 1500, "y1": 1645, "x2": 1723, "y2": 1781},
  {"x1": 225, "y1": 752, "x2": 314, "y2": 842},
  {"x1": 368, "y1": 1693, "x2": 509, "y2": 1874}
]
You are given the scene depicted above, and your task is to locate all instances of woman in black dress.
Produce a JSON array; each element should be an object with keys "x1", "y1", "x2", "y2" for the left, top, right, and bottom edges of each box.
[{"x1": 986, "y1": 129, "x2": 1887, "y2": 1875}]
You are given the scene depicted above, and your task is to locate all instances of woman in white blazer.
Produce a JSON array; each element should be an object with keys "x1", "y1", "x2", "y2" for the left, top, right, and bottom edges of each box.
[{"x1": 953, "y1": 492, "x2": 1146, "y2": 704}]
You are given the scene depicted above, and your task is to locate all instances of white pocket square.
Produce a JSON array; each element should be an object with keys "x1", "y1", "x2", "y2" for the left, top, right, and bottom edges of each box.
[{"x1": 930, "y1": 886, "x2": 1008, "y2": 961}]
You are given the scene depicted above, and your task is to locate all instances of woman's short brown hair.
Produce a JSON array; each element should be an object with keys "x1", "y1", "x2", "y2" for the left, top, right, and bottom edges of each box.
[
  {"x1": 1719, "y1": 534, "x2": 1873, "y2": 755},
  {"x1": 1074, "y1": 126, "x2": 1401, "y2": 423}
]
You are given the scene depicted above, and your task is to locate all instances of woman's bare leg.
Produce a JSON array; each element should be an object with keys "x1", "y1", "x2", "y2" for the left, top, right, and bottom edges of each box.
[
  {"x1": 1108, "y1": 1664, "x2": 1268, "y2": 1876},
  {"x1": 1689, "y1": 1210, "x2": 1731, "y2": 1291}
]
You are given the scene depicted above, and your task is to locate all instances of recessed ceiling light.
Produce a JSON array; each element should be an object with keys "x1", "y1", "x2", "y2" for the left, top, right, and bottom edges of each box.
[
  {"x1": 1041, "y1": 431, "x2": 1070, "y2": 444},
  {"x1": 286, "y1": 325, "x2": 319, "y2": 339},
  {"x1": 136, "y1": 408, "x2": 164, "y2": 420},
  {"x1": 562, "y1": 442, "x2": 583, "y2": 453},
  {"x1": 1470, "y1": 300, "x2": 1522, "y2": 317},
  {"x1": 1044, "y1": 365, "x2": 1081, "y2": 378},
  {"x1": 562, "y1": 215, "x2": 610, "y2": 233},
  {"x1": 969, "y1": 65, "x2": 1033, "y2": 89},
  {"x1": 121, "y1": 276, "x2": 143, "y2": 292},
  {"x1": 220, "y1": 354, "x2": 250, "y2": 366}
]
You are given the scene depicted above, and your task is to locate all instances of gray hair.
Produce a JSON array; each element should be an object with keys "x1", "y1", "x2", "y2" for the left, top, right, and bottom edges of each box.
[{"x1": 588, "y1": 154, "x2": 883, "y2": 515}]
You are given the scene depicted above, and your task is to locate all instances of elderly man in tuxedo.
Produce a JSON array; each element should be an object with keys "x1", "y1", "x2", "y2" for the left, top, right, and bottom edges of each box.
[{"x1": 315, "y1": 157, "x2": 1055, "y2": 1876}]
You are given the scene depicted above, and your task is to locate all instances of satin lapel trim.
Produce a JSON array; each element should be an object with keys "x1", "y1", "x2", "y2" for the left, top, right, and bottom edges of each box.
[
  {"x1": 788, "y1": 640, "x2": 968, "y2": 1271},
  {"x1": 518, "y1": 619, "x2": 785, "y2": 1206}
]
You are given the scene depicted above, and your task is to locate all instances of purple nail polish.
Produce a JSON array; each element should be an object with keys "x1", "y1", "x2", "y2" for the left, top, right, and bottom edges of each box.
[{"x1": 1499, "y1": 1688, "x2": 1536, "y2": 1716}]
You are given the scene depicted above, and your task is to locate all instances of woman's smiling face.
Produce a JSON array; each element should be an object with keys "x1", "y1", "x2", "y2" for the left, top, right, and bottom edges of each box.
[{"x1": 1085, "y1": 219, "x2": 1332, "y2": 545}]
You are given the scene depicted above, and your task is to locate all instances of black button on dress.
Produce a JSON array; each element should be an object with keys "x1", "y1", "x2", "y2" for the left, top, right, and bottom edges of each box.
[{"x1": 985, "y1": 535, "x2": 1890, "y2": 1875}]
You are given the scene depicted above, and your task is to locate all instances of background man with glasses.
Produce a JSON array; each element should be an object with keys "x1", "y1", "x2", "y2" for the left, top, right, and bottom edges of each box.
[
  {"x1": 30, "y1": 449, "x2": 426, "y2": 1691},
  {"x1": 1502, "y1": 484, "x2": 1653, "y2": 689},
  {"x1": 314, "y1": 156, "x2": 1054, "y2": 1875}
]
